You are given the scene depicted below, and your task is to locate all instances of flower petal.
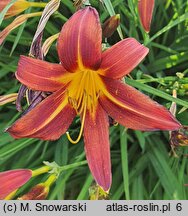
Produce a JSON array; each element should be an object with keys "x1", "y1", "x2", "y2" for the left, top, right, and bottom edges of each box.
[
  {"x1": 100, "y1": 77, "x2": 181, "y2": 131},
  {"x1": 0, "y1": 169, "x2": 32, "y2": 200},
  {"x1": 83, "y1": 103, "x2": 111, "y2": 191},
  {"x1": 7, "y1": 88, "x2": 76, "y2": 140},
  {"x1": 16, "y1": 56, "x2": 69, "y2": 92},
  {"x1": 98, "y1": 38, "x2": 149, "y2": 79},
  {"x1": 57, "y1": 6, "x2": 102, "y2": 72},
  {"x1": 138, "y1": 0, "x2": 155, "y2": 33}
]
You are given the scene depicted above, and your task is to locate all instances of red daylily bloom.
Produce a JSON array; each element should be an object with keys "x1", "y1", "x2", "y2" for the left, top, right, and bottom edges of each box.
[
  {"x1": 7, "y1": 7, "x2": 181, "y2": 191},
  {"x1": 0, "y1": 169, "x2": 32, "y2": 199},
  {"x1": 138, "y1": 0, "x2": 155, "y2": 32}
]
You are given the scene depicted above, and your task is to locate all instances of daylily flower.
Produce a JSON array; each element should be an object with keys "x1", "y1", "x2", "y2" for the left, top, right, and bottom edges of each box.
[
  {"x1": 0, "y1": 0, "x2": 46, "y2": 19},
  {"x1": 138, "y1": 0, "x2": 155, "y2": 33},
  {"x1": 0, "y1": 169, "x2": 32, "y2": 200},
  {"x1": 7, "y1": 7, "x2": 181, "y2": 191}
]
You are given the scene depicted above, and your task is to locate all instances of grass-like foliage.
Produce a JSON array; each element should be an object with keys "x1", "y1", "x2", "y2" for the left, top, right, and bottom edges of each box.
[{"x1": 0, "y1": 0, "x2": 188, "y2": 200}]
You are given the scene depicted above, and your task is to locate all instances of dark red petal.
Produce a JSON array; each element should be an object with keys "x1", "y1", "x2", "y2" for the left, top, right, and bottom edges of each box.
[
  {"x1": 16, "y1": 56, "x2": 68, "y2": 92},
  {"x1": 138, "y1": 0, "x2": 155, "y2": 33},
  {"x1": 7, "y1": 88, "x2": 76, "y2": 140},
  {"x1": 57, "y1": 6, "x2": 102, "y2": 72},
  {"x1": 84, "y1": 103, "x2": 111, "y2": 191},
  {"x1": 100, "y1": 77, "x2": 181, "y2": 131},
  {"x1": 99, "y1": 38, "x2": 148, "y2": 79},
  {"x1": 0, "y1": 169, "x2": 32, "y2": 200}
]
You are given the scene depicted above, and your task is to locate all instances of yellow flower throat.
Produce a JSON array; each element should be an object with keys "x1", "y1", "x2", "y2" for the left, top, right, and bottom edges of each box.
[
  {"x1": 67, "y1": 70, "x2": 101, "y2": 114},
  {"x1": 65, "y1": 70, "x2": 102, "y2": 144}
]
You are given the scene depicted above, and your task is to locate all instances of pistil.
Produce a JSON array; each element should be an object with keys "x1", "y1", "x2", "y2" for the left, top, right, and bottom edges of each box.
[{"x1": 66, "y1": 93, "x2": 87, "y2": 144}]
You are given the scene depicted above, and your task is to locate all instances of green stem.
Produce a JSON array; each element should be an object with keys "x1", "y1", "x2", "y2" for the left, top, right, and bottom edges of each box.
[
  {"x1": 59, "y1": 160, "x2": 87, "y2": 172},
  {"x1": 29, "y1": 2, "x2": 47, "y2": 8},
  {"x1": 32, "y1": 166, "x2": 50, "y2": 177}
]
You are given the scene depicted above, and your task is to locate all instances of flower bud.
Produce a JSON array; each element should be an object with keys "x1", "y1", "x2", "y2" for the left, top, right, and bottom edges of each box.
[
  {"x1": 18, "y1": 174, "x2": 57, "y2": 200},
  {"x1": 138, "y1": 0, "x2": 155, "y2": 33},
  {"x1": 18, "y1": 184, "x2": 49, "y2": 200},
  {"x1": 102, "y1": 14, "x2": 120, "y2": 38}
]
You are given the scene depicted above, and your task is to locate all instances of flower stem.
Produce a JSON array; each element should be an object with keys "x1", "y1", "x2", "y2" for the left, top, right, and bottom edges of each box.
[
  {"x1": 59, "y1": 160, "x2": 87, "y2": 172},
  {"x1": 29, "y1": 2, "x2": 47, "y2": 8},
  {"x1": 44, "y1": 174, "x2": 57, "y2": 187},
  {"x1": 32, "y1": 166, "x2": 50, "y2": 177}
]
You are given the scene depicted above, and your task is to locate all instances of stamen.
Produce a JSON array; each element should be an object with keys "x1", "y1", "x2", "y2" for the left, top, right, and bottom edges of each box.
[
  {"x1": 25, "y1": 89, "x2": 30, "y2": 106},
  {"x1": 96, "y1": 90, "x2": 101, "y2": 101},
  {"x1": 66, "y1": 96, "x2": 87, "y2": 144},
  {"x1": 76, "y1": 72, "x2": 87, "y2": 108},
  {"x1": 68, "y1": 96, "x2": 73, "y2": 106}
]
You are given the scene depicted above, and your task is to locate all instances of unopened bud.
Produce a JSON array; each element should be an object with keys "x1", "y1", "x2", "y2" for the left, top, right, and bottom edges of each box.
[
  {"x1": 18, "y1": 184, "x2": 49, "y2": 200},
  {"x1": 138, "y1": 0, "x2": 155, "y2": 33},
  {"x1": 18, "y1": 174, "x2": 57, "y2": 200},
  {"x1": 102, "y1": 14, "x2": 120, "y2": 38}
]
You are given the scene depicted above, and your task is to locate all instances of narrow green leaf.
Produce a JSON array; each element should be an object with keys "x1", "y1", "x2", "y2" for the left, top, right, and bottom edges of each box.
[
  {"x1": 76, "y1": 174, "x2": 93, "y2": 200},
  {"x1": 147, "y1": 141, "x2": 183, "y2": 199},
  {"x1": 120, "y1": 126, "x2": 130, "y2": 200},
  {"x1": 125, "y1": 78, "x2": 188, "y2": 108},
  {"x1": 147, "y1": 52, "x2": 188, "y2": 72},
  {"x1": 146, "y1": 12, "x2": 188, "y2": 45}
]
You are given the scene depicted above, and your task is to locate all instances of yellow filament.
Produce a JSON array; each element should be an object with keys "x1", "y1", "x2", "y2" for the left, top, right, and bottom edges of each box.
[
  {"x1": 25, "y1": 89, "x2": 30, "y2": 106},
  {"x1": 76, "y1": 72, "x2": 87, "y2": 109},
  {"x1": 66, "y1": 96, "x2": 87, "y2": 144}
]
